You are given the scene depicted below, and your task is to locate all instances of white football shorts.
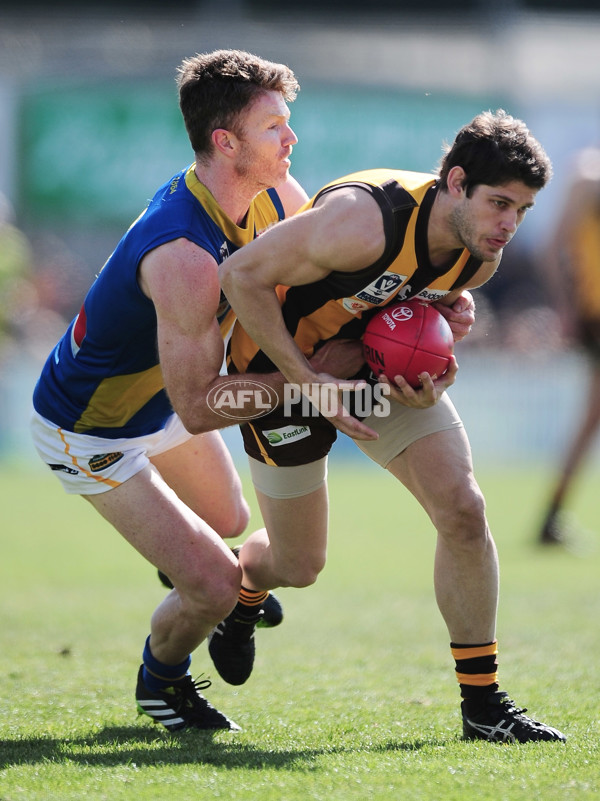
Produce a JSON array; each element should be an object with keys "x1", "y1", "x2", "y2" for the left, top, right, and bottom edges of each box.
[{"x1": 30, "y1": 409, "x2": 193, "y2": 495}]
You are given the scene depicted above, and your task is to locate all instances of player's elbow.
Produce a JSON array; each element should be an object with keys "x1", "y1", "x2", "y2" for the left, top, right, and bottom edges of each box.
[
  {"x1": 176, "y1": 405, "x2": 218, "y2": 436},
  {"x1": 219, "y1": 259, "x2": 239, "y2": 300},
  {"x1": 221, "y1": 257, "x2": 258, "y2": 308}
]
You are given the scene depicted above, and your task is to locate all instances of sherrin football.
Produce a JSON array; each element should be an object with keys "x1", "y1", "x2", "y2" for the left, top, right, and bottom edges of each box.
[{"x1": 362, "y1": 299, "x2": 454, "y2": 388}]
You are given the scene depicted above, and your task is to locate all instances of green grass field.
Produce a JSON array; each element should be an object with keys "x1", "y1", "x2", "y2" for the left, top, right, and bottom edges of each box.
[{"x1": 1, "y1": 461, "x2": 599, "y2": 800}]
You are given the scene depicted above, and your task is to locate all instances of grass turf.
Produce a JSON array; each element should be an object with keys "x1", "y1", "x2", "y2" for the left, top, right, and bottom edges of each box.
[{"x1": 1, "y1": 461, "x2": 599, "y2": 800}]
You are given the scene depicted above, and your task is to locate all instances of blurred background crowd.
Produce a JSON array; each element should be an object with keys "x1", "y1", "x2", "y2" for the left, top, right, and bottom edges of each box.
[{"x1": 1, "y1": 0, "x2": 599, "y2": 467}]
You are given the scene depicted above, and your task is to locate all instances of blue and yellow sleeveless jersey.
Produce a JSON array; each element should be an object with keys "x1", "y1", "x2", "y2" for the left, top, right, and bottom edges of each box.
[
  {"x1": 230, "y1": 169, "x2": 482, "y2": 374},
  {"x1": 33, "y1": 164, "x2": 285, "y2": 437}
]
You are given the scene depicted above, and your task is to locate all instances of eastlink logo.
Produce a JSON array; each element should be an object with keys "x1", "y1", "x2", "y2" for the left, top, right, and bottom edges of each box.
[
  {"x1": 263, "y1": 425, "x2": 311, "y2": 446},
  {"x1": 207, "y1": 379, "x2": 279, "y2": 420}
]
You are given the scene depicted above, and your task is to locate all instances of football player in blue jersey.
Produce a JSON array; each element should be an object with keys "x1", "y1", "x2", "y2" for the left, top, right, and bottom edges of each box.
[{"x1": 30, "y1": 49, "x2": 363, "y2": 733}]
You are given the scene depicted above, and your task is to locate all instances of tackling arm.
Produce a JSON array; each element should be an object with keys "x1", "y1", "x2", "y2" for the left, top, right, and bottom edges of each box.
[
  {"x1": 140, "y1": 238, "x2": 366, "y2": 433},
  {"x1": 140, "y1": 238, "x2": 289, "y2": 432}
]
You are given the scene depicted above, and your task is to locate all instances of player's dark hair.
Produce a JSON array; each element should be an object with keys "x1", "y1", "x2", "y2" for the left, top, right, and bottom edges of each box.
[
  {"x1": 437, "y1": 109, "x2": 552, "y2": 195},
  {"x1": 177, "y1": 49, "x2": 299, "y2": 157}
]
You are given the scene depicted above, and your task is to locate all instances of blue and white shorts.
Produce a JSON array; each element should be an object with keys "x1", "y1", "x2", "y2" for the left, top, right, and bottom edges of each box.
[{"x1": 30, "y1": 410, "x2": 193, "y2": 495}]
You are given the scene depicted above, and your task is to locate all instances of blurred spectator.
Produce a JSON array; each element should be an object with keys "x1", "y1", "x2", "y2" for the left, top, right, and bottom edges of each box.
[
  {"x1": 536, "y1": 147, "x2": 600, "y2": 544},
  {"x1": 0, "y1": 198, "x2": 76, "y2": 363},
  {"x1": 0, "y1": 192, "x2": 35, "y2": 354},
  {"x1": 0, "y1": 193, "x2": 69, "y2": 456}
]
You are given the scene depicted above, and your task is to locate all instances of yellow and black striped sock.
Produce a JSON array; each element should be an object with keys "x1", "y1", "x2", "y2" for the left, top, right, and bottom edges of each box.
[
  {"x1": 235, "y1": 586, "x2": 269, "y2": 618},
  {"x1": 451, "y1": 640, "x2": 499, "y2": 702}
]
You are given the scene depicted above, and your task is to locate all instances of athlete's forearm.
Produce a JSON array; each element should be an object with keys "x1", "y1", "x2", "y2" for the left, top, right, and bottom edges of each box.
[{"x1": 222, "y1": 276, "x2": 316, "y2": 389}]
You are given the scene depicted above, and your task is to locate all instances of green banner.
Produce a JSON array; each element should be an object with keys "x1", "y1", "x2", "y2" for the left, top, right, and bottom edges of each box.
[
  {"x1": 20, "y1": 80, "x2": 191, "y2": 225},
  {"x1": 19, "y1": 79, "x2": 501, "y2": 225}
]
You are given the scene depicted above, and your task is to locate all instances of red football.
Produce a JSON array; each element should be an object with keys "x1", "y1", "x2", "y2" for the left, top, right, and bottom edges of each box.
[{"x1": 362, "y1": 300, "x2": 454, "y2": 388}]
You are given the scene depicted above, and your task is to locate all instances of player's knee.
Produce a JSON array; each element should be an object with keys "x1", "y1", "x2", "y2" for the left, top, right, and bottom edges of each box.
[
  {"x1": 219, "y1": 497, "x2": 251, "y2": 539},
  {"x1": 200, "y1": 582, "x2": 240, "y2": 626},
  {"x1": 179, "y1": 560, "x2": 242, "y2": 624},
  {"x1": 438, "y1": 481, "x2": 488, "y2": 546},
  {"x1": 275, "y1": 553, "x2": 326, "y2": 588}
]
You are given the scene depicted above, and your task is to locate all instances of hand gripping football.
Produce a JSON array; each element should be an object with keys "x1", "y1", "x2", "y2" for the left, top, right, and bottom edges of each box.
[{"x1": 362, "y1": 299, "x2": 454, "y2": 388}]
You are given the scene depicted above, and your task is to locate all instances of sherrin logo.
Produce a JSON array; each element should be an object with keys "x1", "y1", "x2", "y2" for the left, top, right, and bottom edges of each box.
[{"x1": 207, "y1": 379, "x2": 279, "y2": 420}]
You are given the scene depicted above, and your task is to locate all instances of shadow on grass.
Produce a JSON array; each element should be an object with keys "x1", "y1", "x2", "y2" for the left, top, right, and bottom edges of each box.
[{"x1": 0, "y1": 725, "x2": 450, "y2": 770}]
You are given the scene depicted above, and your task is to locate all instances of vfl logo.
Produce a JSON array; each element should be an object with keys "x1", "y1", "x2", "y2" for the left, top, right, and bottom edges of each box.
[
  {"x1": 356, "y1": 272, "x2": 406, "y2": 303},
  {"x1": 342, "y1": 271, "x2": 407, "y2": 311},
  {"x1": 88, "y1": 453, "x2": 124, "y2": 472},
  {"x1": 207, "y1": 379, "x2": 279, "y2": 420},
  {"x1": 370, "y1": 274, "x2": 403, "y2": 296}
]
